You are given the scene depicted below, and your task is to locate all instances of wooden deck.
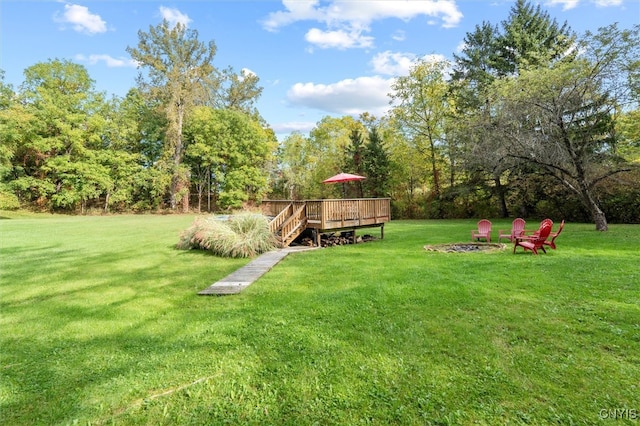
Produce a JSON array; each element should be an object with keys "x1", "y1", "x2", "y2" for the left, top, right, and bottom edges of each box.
[{"x1": 262, "y1": 198, "x2": 391, "y2": 246}]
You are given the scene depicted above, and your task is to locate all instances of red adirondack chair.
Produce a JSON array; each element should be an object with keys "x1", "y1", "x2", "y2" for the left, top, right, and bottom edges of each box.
[
  {"x1": 498, "y1": 218, "x2": 526, "y2": 242},
  {"x1": 522, "y1": 218, "x2": 553, "y2": 238},
  {"x1": 471, "y1": 219, "x2": 492, "y2": 242},
  {"x1": 543, "y1": 220, "x2": 565, "y2": 250},
  {"x1": 513, "y1": 220, "x2": 553, "y2": 255}
]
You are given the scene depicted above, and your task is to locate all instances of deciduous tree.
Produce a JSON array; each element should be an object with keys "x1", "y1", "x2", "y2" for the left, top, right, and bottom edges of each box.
[
  {"x1": 127, "y1": 20, "x2": 217, "y2": 211},
  {"x1": 390, "y1": 59, "x2": 451, "y2": 206},
  {"x1": 489, "y1": 24, "x2": 639, "y2": 230},
  {"x1": 4, "y1": 60, "x2": 111, "y2": 211},
  {"x1": 184, "y1": 107, "x2": 275, "y2": 210}
]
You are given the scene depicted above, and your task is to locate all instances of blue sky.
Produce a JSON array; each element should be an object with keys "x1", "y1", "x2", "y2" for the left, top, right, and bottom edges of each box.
[{"x1": 1, "y1": 1, "x2": 638, "y2": 139}]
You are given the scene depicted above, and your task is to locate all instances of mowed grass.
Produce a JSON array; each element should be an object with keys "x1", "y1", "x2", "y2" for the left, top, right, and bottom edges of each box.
[{"x1": 0, "y1": 214, "x2": 638, "y2": 425}]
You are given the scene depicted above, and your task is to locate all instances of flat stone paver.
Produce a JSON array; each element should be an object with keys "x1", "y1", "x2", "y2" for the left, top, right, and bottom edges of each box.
[{"x1": 198, "y1": 246, "x2": 316, "y2": 295}]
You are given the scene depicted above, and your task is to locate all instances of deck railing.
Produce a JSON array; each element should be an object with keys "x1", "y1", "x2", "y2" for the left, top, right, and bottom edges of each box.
[
  {"x1": 263, "y1": 198, "x2": 390, "y2": 231},
  {"x1": 268, "y1": 202, "x2": 293, "y2": 235},
  {"x1": 278, "y1": 203, "x2": 307, "y2": 246}
]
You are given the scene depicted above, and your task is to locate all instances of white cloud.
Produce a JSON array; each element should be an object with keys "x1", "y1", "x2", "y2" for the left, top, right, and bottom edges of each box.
[
  {"x1": 159, "y1": 6, "x2": 191, "y2": 28},
  {"x1": 371, "y1": 51, "x2": 417, "y2": 76},
  {"x1": 544, "y1": 0, "x2": 623, "y2": 10},
  {"x1": 287, "y1": 76, "x2": 394, "y2": 117},
  {"x1": 371, "y1": 51, "x2": 448, "y2": 76},
  {"x1": 75, "y1": 54, "x2": 139, "y2": 68},
  {"x1": 261, "y1": 0, "x2": 323, "y2": 32},
  {"x1": 283, "y1": 51, "x2": 452, "y2": 121},
  {"x1": 591, "y1": 0, "x2": 623, "y2": 6},
  {"x1": 262, "y1": 0, "x2": 463, "y2": 49},
  {"x1": 544, "y1": 0, "x2": 580, "y2": 10},
  {"x1": 263, "y1": 0, "x2": 463, "y2": 30},
  {"x1": 305, "y1": 28, "x2": 374, "y2": 49},
  {"x1": 391, "y1": 30, "x2": 406, "y2": 42},
  {"x1": 54, "y1": 4, "x2": 106, "y2": 34}
]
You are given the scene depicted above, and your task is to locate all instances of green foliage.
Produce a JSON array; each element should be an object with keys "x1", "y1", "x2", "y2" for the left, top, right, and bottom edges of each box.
[
  {"x1": 184, "y1": 107, "x2": 275, "y2": 210},
  {"x1": 489, "y1": 54, "x2": 630, "y2": 229},
  {"x1": 1, "y1": 5, "x2": 637, "y2": 224},
  {"x1": 597, "y1": 169, "x2": 640, "y2": 223},
  {"x1": 343, "y1": 127, "x2": 366, "y2": 176},
  {"x1": 125, "y1": 19, "x2": 268, "y2": 212},
  {"x1": 177, "y1": 212, "x2": 276, "y2": 258},
  {"x1": 277, "y1": 116, "x2": 358, "y2": 199},
  {"x1": 362, "y1": 126, "x2": 391, "y2": 197},
  {"x1": 0, "y1": 188, "x2": 19, "y2": 210},
  {"x1": 9, "y1": 175, "x2": 56, "y2": 209},
  {"x1": 127, "y1": 20, "x2": 216, "y2": 210},
  {"x1": 445, "y1": 2, "x2": 638, "y2": 229},
  {"x1": 495, "y1": 0, "x2": 576, "y2": 74},
  {"x1": 390, "y1": 59, "x2": 453, "y2": 200},
  {"x1": 451, "y1": 21, "x2": 501, "y2": 108},
  {"x1": 339, "y1": 123, "x2": 392, "y2": 199},
  {"x1": 616, "y1": 107, "x2": 640, "y2": 163}
]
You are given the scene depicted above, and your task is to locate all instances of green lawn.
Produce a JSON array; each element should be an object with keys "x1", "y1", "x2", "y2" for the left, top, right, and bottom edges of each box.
[{"x1": 1, "y1": 213, "x2": 638, "y2": 425}]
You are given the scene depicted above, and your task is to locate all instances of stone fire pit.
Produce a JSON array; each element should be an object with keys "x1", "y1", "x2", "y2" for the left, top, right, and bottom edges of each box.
[{"x1": 423, "y1": 242, "x2": 506, "y2": 253}]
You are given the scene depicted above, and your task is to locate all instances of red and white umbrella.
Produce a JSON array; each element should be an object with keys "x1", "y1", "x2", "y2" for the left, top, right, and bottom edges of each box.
[
  {"x1": 322, "y1": 172, "x2": 366, "y2": 184},
  {"x1": 322, "y1": 172, "x2": 366, "y2": 197}
]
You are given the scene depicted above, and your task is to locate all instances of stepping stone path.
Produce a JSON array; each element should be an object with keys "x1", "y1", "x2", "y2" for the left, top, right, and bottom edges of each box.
[{"x1": 198, "y1": 246, "x2": 316, "y2": 295}]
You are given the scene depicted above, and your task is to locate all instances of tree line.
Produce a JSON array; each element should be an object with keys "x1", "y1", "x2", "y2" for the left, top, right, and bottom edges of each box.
[
  {"x1": 1, "y1": 20, "x2": 277, "y2": 214},
  {"x1": 1, "y1": 0, "x2": 638, "y2": 230},
  {"x1": 273, "y1": 1, "x2": 639, "y2": 230}
]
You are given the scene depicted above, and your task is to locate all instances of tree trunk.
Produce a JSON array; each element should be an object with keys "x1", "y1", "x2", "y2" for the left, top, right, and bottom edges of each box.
[
  {"x1": 593, "y1": 208, "x2": 608, "y2": 231},
  {"x1": 170, "y1": 100, "x2": 188, "y2": 211},
  {"x1": 182, "y1": 189, "x2": 189, "y2": 213},
  {"x1": 494, "y1": 176, "x2": 508, "y2": 218},
  {"x1": 428, "y1": 139, "x2": 440, "y2": 197},
  {"x1": 170, "y1": 176, "x2": 179, "y2": 210},
  {"x1": 581, "y1": 187, "x2": 608, "y2": 231}
]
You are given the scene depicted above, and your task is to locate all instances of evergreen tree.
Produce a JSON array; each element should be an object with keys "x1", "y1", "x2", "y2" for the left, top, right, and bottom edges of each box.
[
  {"x1": 495, "y1": 0, "x2": 576, "y2": 75},
  {"x1": 344, "y1": 128, "x2": 365, "y2": 172},
  {"x1": 343, "y1": 127, "x2": 366, "y2": 197},
  {"x1": 451, "y1": 21, "x2": 501, "y2": 110},
  {"x1": 362, "y1": 127, "x2": 390, "y2": 198}
]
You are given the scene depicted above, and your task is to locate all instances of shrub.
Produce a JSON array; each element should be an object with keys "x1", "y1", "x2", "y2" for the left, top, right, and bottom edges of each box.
[
  {"x1": 0, "y1": 190, "x2": 20, "y2": 210},
  {"x1": 177, "y1": 213, "x2": 277, "y2": 258}
]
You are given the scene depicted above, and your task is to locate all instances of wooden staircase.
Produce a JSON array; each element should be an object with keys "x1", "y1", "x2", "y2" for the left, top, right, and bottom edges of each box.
[{"x1": 269, "y1": 203, "x2": 307, "y2": 247}]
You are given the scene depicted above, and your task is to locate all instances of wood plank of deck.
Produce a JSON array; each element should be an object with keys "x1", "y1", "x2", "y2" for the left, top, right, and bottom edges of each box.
[{"x1": 198, "y1": 246, "x2": 316, "y2": 295}]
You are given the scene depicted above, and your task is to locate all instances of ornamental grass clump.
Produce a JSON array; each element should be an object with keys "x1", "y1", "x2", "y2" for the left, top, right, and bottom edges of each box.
[
  {"x1": 228, "y1": 213, "x2": 278, "y2": 257},
  {"x1": 177, "y1": 212, "x2": 277, "y2": 258}
]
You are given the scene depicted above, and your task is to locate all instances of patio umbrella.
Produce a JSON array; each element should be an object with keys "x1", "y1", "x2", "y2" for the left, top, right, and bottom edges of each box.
[{"x1": 322, "y1": 172, "x2": 366, "y2": 197}]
